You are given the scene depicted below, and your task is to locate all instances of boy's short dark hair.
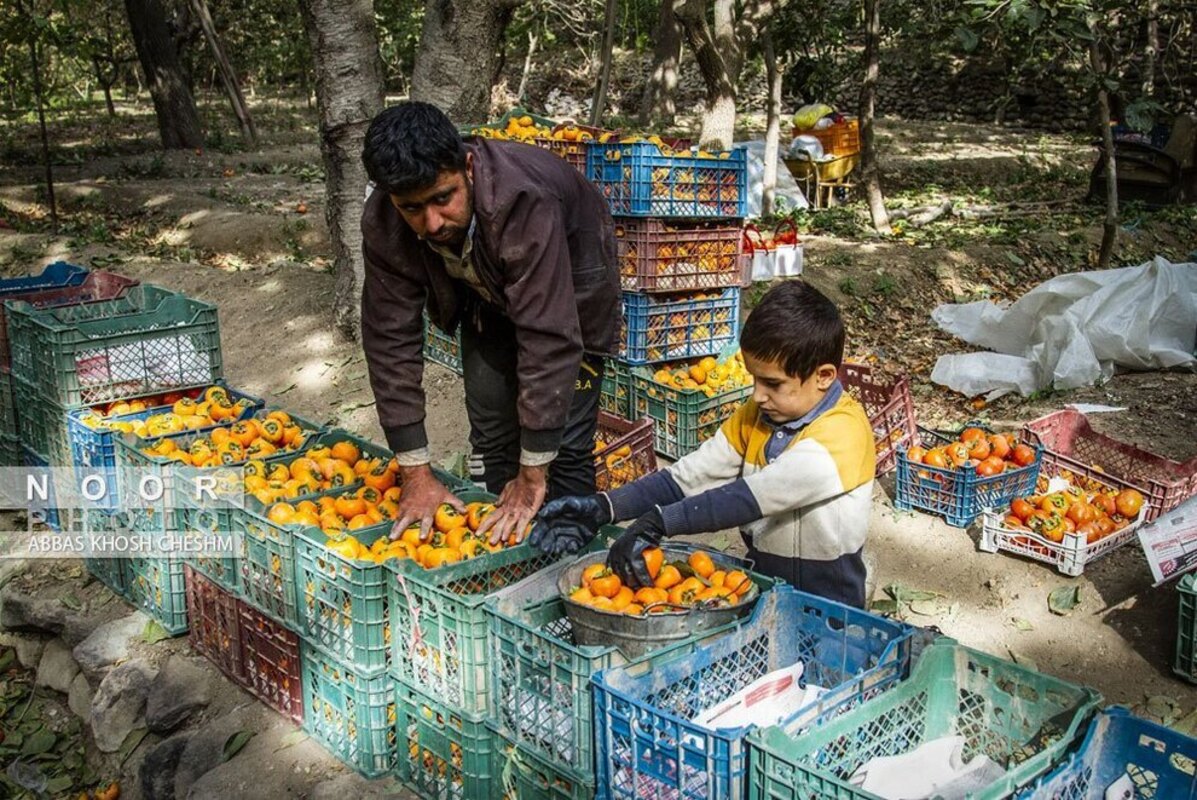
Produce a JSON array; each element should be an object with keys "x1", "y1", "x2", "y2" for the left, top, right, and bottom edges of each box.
[
  {"x1": 740, "y1": 280, "x2": 845, "y2": 380},
  {"x1": 361, "y1": 101, "x2": 467, "y2": 194}
]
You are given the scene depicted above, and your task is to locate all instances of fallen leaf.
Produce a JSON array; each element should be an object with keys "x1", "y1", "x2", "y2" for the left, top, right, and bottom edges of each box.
[
  {"x1": 1006, "y1": 648, "x2": 1038, "y2": 672},
  {"x1": 1011, "y1": 617, "x2": 1034, "y2": 631},
  {"x1": 1048, "y1": 585, "x2": 1081, "y2": 616},
  {"x1": 909, "y1": 599, "x2": 943, "y2": 616},
  {"x1": 276, "y1": 383, "x2": 296, "y2": 395},
  {"x1": 142, "y1": 620, "x2": 170, "y2": 644},
  {"x1": 60, "y1": 593, "x2": 82, "y2": 611},
  {"x1": 1145, "y1": 695, "x2": 1181, "y2": 725},
  {"x1": 222, "y1": 730, "x2": 255, "y2": 762},
  {"x1": 869, "y1": 599, "x2": 900, "y2": 614},
  {"x1": 118, "y1": 728, "x2": 148, "y2": 766},
  {"x1": 709, "y1": 533, "x2": 731, "y2": 551},
  {"x1": 273, "y1": 731, "x2": 308, "y2": 752}
]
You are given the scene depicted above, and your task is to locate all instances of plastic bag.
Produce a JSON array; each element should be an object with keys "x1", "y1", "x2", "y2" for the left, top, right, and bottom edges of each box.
[
  {"x1": 792, "y1": 104, "x2": 834, "y2": 130},
  {"x1": 743, "y1": 221, "x2": 803, "y2": 282},
  {"x1": 735, "y1": 140, "x2": 809, "y2": 218},
  {"x1": 930, "y1": 257, "x2": 1197, "y2": 398}
]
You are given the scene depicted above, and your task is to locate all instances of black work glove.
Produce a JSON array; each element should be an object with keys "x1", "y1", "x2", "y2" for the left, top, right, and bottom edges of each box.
[
  {"x1": 607, "y1": 506, "x2": 666, "y2": 589},
  {"x1": 528, "y1": 494, "x2": 613, "y2": 555}
]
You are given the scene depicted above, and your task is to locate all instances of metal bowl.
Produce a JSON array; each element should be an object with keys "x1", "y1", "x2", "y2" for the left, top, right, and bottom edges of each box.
[{"x1": 557, "y1": 544, "x2": 760, "y2": 659}]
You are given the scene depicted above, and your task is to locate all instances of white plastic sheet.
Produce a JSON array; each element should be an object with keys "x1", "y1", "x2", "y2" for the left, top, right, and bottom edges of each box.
[
  {"x1": 735, "y1": 140, "x2": 809, "y2": 218},
  {"x1": 930, "y1": 257, "x2": 1197, "y2": 398}
]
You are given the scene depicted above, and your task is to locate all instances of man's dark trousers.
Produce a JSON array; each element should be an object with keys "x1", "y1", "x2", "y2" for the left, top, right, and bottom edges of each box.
[{"x1": 459, "y1": 301, "x2": 604, "y2": 499}]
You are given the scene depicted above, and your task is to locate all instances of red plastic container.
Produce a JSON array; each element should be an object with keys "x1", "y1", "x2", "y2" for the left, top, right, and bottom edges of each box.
[
  {"x1": 613, "y1": 217, "x2": 744, "y2": 293},
  {"x1": 0, "y1": 271, "x2": 139, "y2": 370},
  {"x1": 594, "y1": 411, "x2": 658, "y2": 492},
  {"x1": 839, "y1": 363, "x2": 917, "y2": 477},
  {"x1": 184, "y1": 564, "x2": 244, "y2": 681},
  {"x1": 237, "y1": 599, "x2": 304, "y2": 724},
  {"x1": 1022, "y1": 409, "x2": 1197, "y2": 521}
]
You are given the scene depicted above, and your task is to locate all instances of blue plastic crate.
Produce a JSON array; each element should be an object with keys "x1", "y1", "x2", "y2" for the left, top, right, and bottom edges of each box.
[
  {"x1": 591, "y1": 586, "x2": 916, "y2": 800},
  {"x1": 620, "y1": 287, "x2": 740, "y2": 365},
  {"x1": 0, "y1": 262, "x2": 88, "y2": 295},
  {"x1": 1015, "y1": 706, "x2": 1197, "y2": 799},
  {"x1": 21, "y1": 444, "x2": 61, "y2": 531},
  {"x1": 894, "y1": 426, "x2": 1042, "y2": 528},
  {"x1": 587, "y1": 143, "x2": 747, "y2": 218},
  {"x1": 422, "y1": 313, "x2": 463, "y2": 376},
  {"x1": 67, "y1": 383, "x2": 264, "y2": 512}
]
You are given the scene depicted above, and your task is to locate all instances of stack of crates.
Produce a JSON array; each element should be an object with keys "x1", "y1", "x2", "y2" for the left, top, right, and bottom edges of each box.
[{"x1": 588, "y1": 139, "x2": 751, "y2": 459}]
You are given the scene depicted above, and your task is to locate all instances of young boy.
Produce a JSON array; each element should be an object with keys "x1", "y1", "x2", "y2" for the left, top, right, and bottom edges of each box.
[{"x1": 530, "y1": 280, "x2": 876, "y2": 608}]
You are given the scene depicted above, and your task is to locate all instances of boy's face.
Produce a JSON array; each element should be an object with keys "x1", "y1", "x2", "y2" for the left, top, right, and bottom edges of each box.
[
  {"x1": 743, "y1": 352, "x2": 839, "y2": 424},
  {"x1": 388, "y1": 152, "x2": 474, "y2": 247}
]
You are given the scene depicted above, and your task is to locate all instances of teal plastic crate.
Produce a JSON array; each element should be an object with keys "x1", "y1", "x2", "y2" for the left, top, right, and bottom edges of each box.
[
  {"x1": 0, "y1": 431, "x2": 20, "y2": 467},
  {"x1": 126, "y1": 552, "x2": 189, "y2": 635},
  {"x1": 395, "y1": 677, "x2": 496, "y2": 800},
  {"x1": 82, "y1": 509, "x2": 130, "y2": 597},
  {"x1": 746, "y1": 641, "x2": 1102, "y2": 800},
  {"x1": 0, "y1": 369, "x2": 15, "y2": 439},
  {"x1": 631, "y1": 359, "x2": 753, "y2": 459},
  {"x1": 496, "y1": 734, "x2": 595, "y2": 800},
  {"x1": 600, "y1": 359, "x2": 634, "y2": 418},
  {"x1": 294, "y1": 486, "x2": 494, "y2": 676},
  {"x1": 423, "y1": 313, "x2": 463, "y2": 376},
  {"x1": 1176, "y1": 573, "x2": 1197, "y2": 683},
  {"x1": 486, "y1": 547, "x2": 770, "y2": 783},
  {"x1": 5, "y1": 283, "x2": 223, "y2": 407},
  {"x1": 12, "y1": 374, "x2": 72, "y2": 466},
  {"x1": 300, "y1": 640, "x2": 396, "y2": 778},
  {"x1": 389, "y1": 540, "x2": 565, "y2": 715}
]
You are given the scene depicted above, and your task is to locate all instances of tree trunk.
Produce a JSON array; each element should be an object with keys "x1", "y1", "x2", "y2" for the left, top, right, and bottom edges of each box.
[
  {"x1": 761, "y1": 32, "x2": 782, "y2": 216},
  {"x1": 1091, "y1": 38, "x2": 1117, "y2": 270},
  {"x1": 92, "y1": 57, "x2": 118, "y2": 117},
  {"x1": 859, "y1": 0, "x2": 889, "y2": 233},
  {"x1": 590, "y1": 0, "x2": 619, "y2": 126},
  {"x1": 124, "y1": 0, "x2": 204, "y2": 148},
  {"x1": 1144, "y1": 0, "x2": 1158, "y2": 98},
  {"x1": 639, "y1": 0, "x2": 682, "y2": 126},
  {"x1": 515, "y1": 28, "x2": 538, "y2": 102},
  {"x1": 189, "y1": 0, "x2": 258, "y2": 143},
  {"x1": 19, "y1": 0, "x2": 57, "y2": 232},
  {"x1": 411, "y1": 0, "x2": 524, "y2": 124},
  {"x1": 677, "y1": 0, "x2": 777, "y2": 151},
  {"x1": 298, "y1": 0, "x2": 385, "y2": 340}
]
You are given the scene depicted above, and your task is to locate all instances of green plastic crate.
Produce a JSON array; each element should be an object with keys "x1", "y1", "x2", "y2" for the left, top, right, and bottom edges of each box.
[
  {"x1": 300, "y1": 640, "x2": 397, "y2": 778},
  {"x1": 82, "y1": 509, "x2": 130, "y2": 597},
  {"x1": 423, "y1": 313, "x2": 463, "y2": 376},
  {"x1": 126, "y1": 552, "x2": 189, "y2": 635},
  {"x1": 5, "y1": 284, "x2": 223, "y2": 408},
  {"x1": 12, "y1": 374, "x2": 72, "y2": 465},
  {"x1": 631, "y1": 360, "x2": 752, "y2": 459},
  {"x1": 294, "y1": 486, "x2": 494, "y2": 676},
  {"x1": 1176, "y1": 573, "x2": 1197, "y2": 683},
  {"x1": 0, "y1": 431, "x2": 20, "y2": 467},
  {"x1": 178, "y1": 500, "x2": 240, "y2": 594},
  {"x1": 389, "y1": 540, "x2": 565, "y2": 715},
  {"x1": 746, "y1": 641, "x2": 1102, "y2": 800},
  {"x1": 495, "y1": 734, "x2": 595, "y2": 800},
  {"x1": 395, "y1": 677, "x2": 497, "y2": 800},
  {"x1": 600, "y1": 359, "x2": 634, "y2": 418},
  {"x1": 0, "y1": 369, "x2": 15, "y2": 439}
]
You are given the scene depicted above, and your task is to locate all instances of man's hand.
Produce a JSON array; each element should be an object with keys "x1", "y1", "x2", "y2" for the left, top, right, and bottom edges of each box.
[
  {"x1": 390, "y1": 464, "x2": 465, "y2": 542},
  {"x1": 477, "y1": 465, "x2": 548, "y2": 546}
]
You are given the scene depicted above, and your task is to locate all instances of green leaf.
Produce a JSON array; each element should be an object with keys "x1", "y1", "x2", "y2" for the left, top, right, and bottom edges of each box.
[
  {"x1": 883, "y1": 583, "x2": 941, "y2": 603},
  {"x1": 1011, "y1": 617, "x2": 1034, "y2": 631},
  {"x1": 45, "y1": 775, "x2": 74, "y2": 793},
  {"x1": 60, "y1": 592, "x2": 82, "y2": 611},
  {"x1": 21, "y1": 729, "x2": 56, "y2": 756},
  {"x1": 142, "y1": 619, "x2": 171, "y2": 644},
  {"x1": 709, "y1": 533, "x2": 731, "y2": 551},
  {"x1": 909, "y1": 599, "x2": 943, "y2": 616},
  {"x1": 1048, "y1": 585, "x2": 1081, "y2": 616},
  {"x1": 869, "y1": 599, "x2": 900, "y2": 614},
  {"x1": 1004, "y1": 251, "x2": 1026, "y2": 266},
  {"x1": 273, "y1": 731, "x2": 308, "y2": 752},
  {"x1": 275, "y1": 383, "x2": 296, "y2": 395},
  {"x1": 0, "y1": 649, "x2": 14, "y2": 672},
  {"x1": 222, "y1": 730, "x2": 255, "y2": 762},
  {"x1": 119, "y1": 728, "x2": 149, "y2": 766},
  {"x1": 955, "y1": 26, "x2": 979, "y2": 52}
]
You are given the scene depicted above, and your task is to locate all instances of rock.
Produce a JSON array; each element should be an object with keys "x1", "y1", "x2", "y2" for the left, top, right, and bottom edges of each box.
[
  {"x1": 9, "y1": 634, "x2": 46, "y2": 669},
  {"x1": 35, "y1": 639, "x2": 80, "y2": 693},
  {"x1": 146, "y1": 656, "x2": 211, "y2": 733},
  {"x1": 174, "y1": 708, "x2": 252, "y2": 798},
  {"x1": 141, "y1": 734, "x2": 192, "y2": 800},
  {"x1": 73, "y1": 611, "x2": 148, "y2": 680},
  {"x1": 89, "y1": 659, "x2": 158, "y2": 752},
  {"x1": 0, "y1": 592, "x2": 68, "y2": 634},
  {"x1": 68, "y1": 673, "x2": 93, "y2": 719},
  {"x1": 308, "y1": 774, "x2": 398, "y2": 800}
]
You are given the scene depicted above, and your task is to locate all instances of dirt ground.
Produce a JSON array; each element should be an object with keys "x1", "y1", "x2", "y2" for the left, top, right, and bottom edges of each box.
[{"x1": 2, "y1": 102, "x2": 1196, "y2": 738}]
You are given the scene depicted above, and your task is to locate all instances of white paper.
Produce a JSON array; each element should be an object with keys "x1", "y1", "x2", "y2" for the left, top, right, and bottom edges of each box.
[
  {"x1": 850, "y1": 735, "x2": 1006, "y2": 800},
  {"x1": 930, "y1": 258, "x2": 1197, "y2": 398},
  {"x1": 1104, "y1": 773, "x2": 1134, "y2": 800},
  {"x1": 1138, "y1": 495, "x2": 1197, "y2": 584},
  {"x1": 693, "y1": 662, "x2": 818, "y2": 730},
  {"x1": 1064, "y1": 403, "x2": 1128, "y2": 414}
]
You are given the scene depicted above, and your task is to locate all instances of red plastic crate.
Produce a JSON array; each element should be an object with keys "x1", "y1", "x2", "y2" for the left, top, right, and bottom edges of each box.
[
  {"x1": 613, "y1": 218, "x2": 745, "y2": 293},
  {"x1": 0, "y1": 271, "x2": 139, "y2": 370},
  {"x1": 594, "y1": 411, "x2": 657, "y2": 492},
  {"x1": 184, "y1": 564, "x2": 244, "y2": 682},
  {"x1": 237, "y1": 599, "x2": 304, "y2": 724},
  {"x1": 1021, "y1": 409, "x2": 1197, "y2": 521},
  {"x1": 839, "y1": 363, "x2": 917, "y2": 477}
]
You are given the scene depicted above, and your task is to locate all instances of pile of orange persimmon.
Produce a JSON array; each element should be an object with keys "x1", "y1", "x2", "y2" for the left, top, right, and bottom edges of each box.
[
  {"x1": 999, "y1": 484, "x2": 1145, "y2": 545},
  {"x1": 907, "y1": 427, "x2": 1037, "y2": 477},
  {"x1": 567, "y1": 548, "x2": 752, "y2": 615}
]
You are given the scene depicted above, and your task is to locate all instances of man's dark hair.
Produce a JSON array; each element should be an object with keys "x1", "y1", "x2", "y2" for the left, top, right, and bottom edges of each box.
[
  {"x1": 361, "y1": 102, "x2": 467, "y2": 194},
  {"x1": 739, "y1": 280, "x2": 845, "y2": 380}
]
